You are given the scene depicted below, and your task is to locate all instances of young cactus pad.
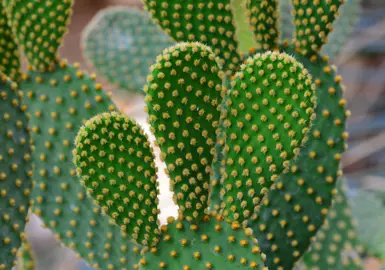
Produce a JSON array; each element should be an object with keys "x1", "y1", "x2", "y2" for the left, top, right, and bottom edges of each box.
[
  {"x1": 244, "y1": 45, "x2": 348, "y2": 269},
  {"x1": 221, "y1": 51, "x2": 316, "y2": 223},
  {"x1": 278, "y1": 0, "x2": 360, "y2": 58},
  {"x1": 246, "y1": 0, "x2": 279, "y2": 51},
  {"x1": 291, "y1": 0, "x2": 344, "y2": 56},
  {"x1": 82, "y1": 7, "x2": 173, "y2": 94},
  {"x1": 145, "y1": 42, "x2": 225, "y2": 222},
  {"x1": 73, "y1": 112, "x2": 160, "y2": 246},
  {"x1": 0, "y1": 74, "x2": 31, "y2": 269}
]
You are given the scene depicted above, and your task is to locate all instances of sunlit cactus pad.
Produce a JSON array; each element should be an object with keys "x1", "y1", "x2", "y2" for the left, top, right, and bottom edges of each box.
[
  {"x1": 141, "y1": 214, "x2": 267, "y2": 269},
  {"x1": 82, "y1": 7, "x2": 173, "y2": 94},
  {"x1": 73, "y1": 112, "x2": 160, "y2": 246},
  {"x1": 145, "y1": 42, "x2": 225, "y2": 222},
  {"x1": 0, "y1": 74, "x2": 31, "y2": 269}
]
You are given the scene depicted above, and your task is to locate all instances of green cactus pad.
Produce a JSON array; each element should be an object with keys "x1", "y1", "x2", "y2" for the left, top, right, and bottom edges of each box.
[
  {"x1": 248, "y1": 45, "x2": 348, "y2": 269},
  {"x1": 3, "y1": 0, "x2": 73, "y2": 71},
  {"x1": 145, "y1": 42, "x2": 224, "y2": 222},
  {"x1": 351, "y1": 190, "x2": 385, "y2": 260},
  {"x1": 278, "y1": 0, "x2": 360, "y2": 59},
  {"x1": 81, "y1": 7, "x2": 173, "y2": 94},
  {"x1": 321, "y1": 0, "x2": 360, "y2": 58},
  {"x1": 0, "y1": 74, "x2": 31, "y2": 269},
  {"x1": 292, "y1": 0, "x2": 343, "y2": 56},
  {"x1": 299, "y1": 179, "x2": 363, "y2": 270},
  {"x1": 142, "y1": 0, "x2": 241, "y2": 73},
  {"x1": 21, "y1": 61, "x2": 141, "y2": 269},
  {"x1": 17, "y1": 238, "x2": 36, "y2": 270},
  {"x1": 140, "y1": 214, "x2": 267, "y2": 270},
  {"x1": 73, "y1": 112, "x2": 160, "y2": 247},
  {"x1": 246, "y1": 0, "x2": 279, "y2": 51},
  {"x1": 0, "y1": 5, "x2": 21, "y2": 80},
  {"x1": 221, "y1": 51, "x2": 316, "y2": 223}
]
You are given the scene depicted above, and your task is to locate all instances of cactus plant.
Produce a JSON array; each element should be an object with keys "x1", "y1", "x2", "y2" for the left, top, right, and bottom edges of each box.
[
  {"x1": 73, "y1": 37, "x2": 343, "y2": 269},
  {"x1": 82, "y1": 7, "x2": 173, "y2": 94},
  {"x1": 0, "y1": 0, "x2": 365, "y2": 269},
  {"x1": 278, "y1": 0, "x2": 361, "y2": 58},
  {"x1": 298, "y1": 179, "x2": 363, "y2": 269},
  {"x1": 0, "y1": 72, "x2": 32, "y2": 269},
  {"x1": 0, "y1": 4, "x2": 31, "y2": 266},
  {"x1": 0, "y1": 0, "x2": 142, "y2": 269}
]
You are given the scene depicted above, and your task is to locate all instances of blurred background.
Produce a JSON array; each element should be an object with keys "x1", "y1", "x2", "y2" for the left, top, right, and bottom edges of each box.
[{"x1": 20, "y1": 0, "x2": 385, "y2": 269}]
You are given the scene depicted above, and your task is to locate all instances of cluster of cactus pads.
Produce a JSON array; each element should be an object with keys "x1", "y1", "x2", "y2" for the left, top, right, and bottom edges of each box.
[
  {"x1": 0, "y1": 0, "x2": 365, "y2": 270},
  {"x1": 82, "y1": 0, "x2": 360, "y2": 94}
]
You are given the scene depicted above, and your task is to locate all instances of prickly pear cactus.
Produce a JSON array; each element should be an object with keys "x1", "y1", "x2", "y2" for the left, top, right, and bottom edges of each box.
[
  {"x1": 0, "y1": 72, "x2": 31, "y2": 269},
  {"x1": 0, "y1": 6, "x2": 32, "y2": 269},
  {"x1": 72, "y1": 36, "x2": 346, "y2": 269},
  {"x1": 0, "y1": 4, "x2": 20, "y2": 80},
  {"x1": 0, "y1": 0, "x2": 356, "y2": 268},
  {"x1": 278, "y1": 0, "x2": 361, "y2": 58},
  {"x1": 2, "y1": 0, "x2": 74, "y2": 71},
  {"x1": 82, "y1": 7, "x2": 173, "y2": 94},
  {"x1": 298, "y1": 179, "x2": 363, "y2": 270},
  {"x1": 137, "y1": 5, "x2": 351, "y2": 265},
  {"x1": 0, "y1": 0, "x2": 143, "y2": 269}
]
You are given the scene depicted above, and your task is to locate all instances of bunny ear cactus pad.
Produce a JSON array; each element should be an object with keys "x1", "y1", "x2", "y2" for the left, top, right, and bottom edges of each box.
[
  {"x1": 221, "y1": 51, "x2": 316, "y2": 223},
  {"x1": 292, "y1": 0, "x2": 344, "y2": 57},
  {"x1": 246, "y1": 45, "x2": 348, "y2": 269},
  {"x1": 141, "y1": 214, "x2": 267, "y2": 269},
  {"x1": 142, "y1": 0, "x2": 240, "y2": 73},
  {"x1": 0, "y1": 73, "x2": 31, "y2": 269},
  {"x1": 246, "y1": 0, "x2": 279, "y2": 51},
  {"x1": 81, "y1": 7, "x2": 173, "y2": 94},
  {"x1": 73, "y1": 112, "x2": 160, "y2": 246},
  {"x1": 0, "y1": 4, "x2": 21, "y2": 80},
  {"x1": 21, "y1": 62, "x2": 142, "y2": 269},
  {"x1": 145, "y1": 42, "x2": 224, "y2": 222},
  {"x1": 278, "y1": 0, "x2": 361, "y2": 58},
  {"x1": 299, "y1": 179, "x2": 363, "y2": 270},
  {"x1": 2, "y1": 0, "x2": 73, "y2": 71},
  {"x1": 321, "y1": 0, "x2": 361, "y2": 58}
]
